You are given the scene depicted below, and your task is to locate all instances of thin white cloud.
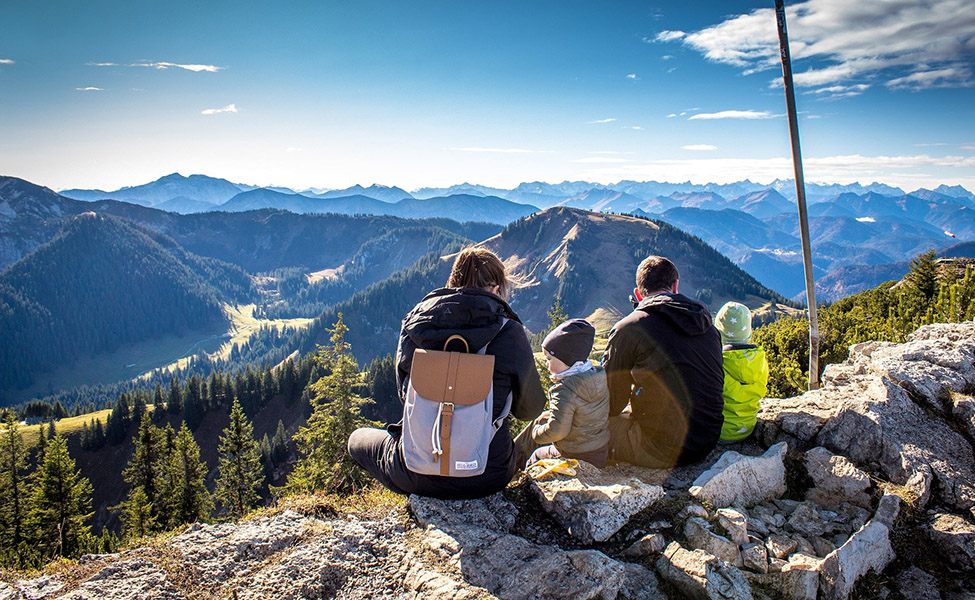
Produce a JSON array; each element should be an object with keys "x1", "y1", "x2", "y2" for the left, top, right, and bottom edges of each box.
[
  {"x1": 626, "y1": 73, "x2": 638, "y2": 80},
  {"x1": 654, "y1": 30, "x2": 686, "y2": 43},
  {"x1": 589, "y1": 151, "x2": 632, "y2": 155},
  {"x1": 662, "y1": 55, "x2": 675, "y2": 61},
  {"x1": 961, "y1": 144, "x2": 975, "y2": 151},
  {"x1": 75, "y1": 87, "x2": 103, "y2": 91},
  {"x1": 807, "y1": 83, "x2": 871, "y2": 99},
  {"x1": 856, "y1": 216, "x2": 877, "y2": 223},
  {"x1": 682, "y1": 144, "x2": 718, "y2": 151},
  {"x1": 887, "y1": 66, "x2": 974, "y2": 90},
  {"x1": 688, "y1": 110, "x2": 779, "y2": 120},
  {"x1": 449, "y1": 147, "x2": 551, "y2": 154},
  {"x1": 667, "y1": 113, "x2": 678, "y2": 118},
  {"x1": 914, "y1": 142, "x2": 950, "y2": 147},
  {"x1": 201, "y1": 103, "x2": 238, "y2": 115},
  {"x1": 659, "y1": 0, "x2": 975, "y2": 91},
  {"x1": 134, "y1": 61, "x2": 222, "y2": 72},
  {"x1": 0, "y1": 59, "x2": 14, "y2": 65},
  {"x1": 631, "y1": 126, "x2": 645, "y2": 130},
  {"x1": 587, "y1": 118, "x2": 617, "y2": 124},
  {"x1": 571, "y1": 157, "x2": 632, "y2": 164},
  {"x1": 86, "y1": 62, "x2": 117, "y2": 67}
]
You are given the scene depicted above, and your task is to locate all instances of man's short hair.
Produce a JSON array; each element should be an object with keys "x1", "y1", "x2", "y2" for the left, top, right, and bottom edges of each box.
[{"x1": 636, "y1": 256, "x2": 679, "y2": 295}]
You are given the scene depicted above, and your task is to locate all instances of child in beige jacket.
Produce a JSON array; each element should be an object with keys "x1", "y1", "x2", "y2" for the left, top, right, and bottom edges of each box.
[{"x1": 517, "y1": 319, "x2": 610, "y2": 468}]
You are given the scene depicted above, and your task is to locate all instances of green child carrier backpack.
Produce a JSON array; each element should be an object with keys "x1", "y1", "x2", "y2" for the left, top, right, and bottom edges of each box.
[{"x1": 402, "y1": 324, "x2": 512, "y2": 477}]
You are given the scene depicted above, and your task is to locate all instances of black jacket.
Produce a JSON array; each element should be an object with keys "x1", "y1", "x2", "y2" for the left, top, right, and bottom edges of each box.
[
  {"x1": 603, "y1": 292, "x2": 724, "y2": 466},
  {"x1": 392, "y1": 287, "x2": 546, "y2": 493}
]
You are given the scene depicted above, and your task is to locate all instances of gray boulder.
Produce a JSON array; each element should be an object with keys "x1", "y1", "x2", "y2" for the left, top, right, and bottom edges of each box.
[
  {"x1": 804, "y1": 447, "x2": 871, "y2": 508},
  {"x1": 409, "y1": 493, "x2": 629, "y2": 600},
  {"x1": 716, "y1": 508, "x2": 750, "y2": 546},
  {"x1": 57, "y1": 559, "x2": 185, "y2": 600},
  {"x1": 746, "y1": 553, "x2": 820, "y2": 600},
  {"x1": 818, "y1": 519, "x2": 896, "y2": 600},
  {"x1": 689, "y1": 443, "x2": 788, "y2": 508},
  {"x1": 656, "y1": 542, "x2": 753, "y2": 600},
  {"x1": 529, "y1": 459, "x2": 664, "y2": 543},
  {"x1": 760, "y1": 322, "x2": 975, "y2": 514},
  {"x1": 892, "y1": 566, "x2": 941, "y2": 600},
  {"x1": 685, "y1": 517, "x2": 742, "y2": 566},
  {"x1": 925, "y1": 512, "x2": 975, "y2": 572}
]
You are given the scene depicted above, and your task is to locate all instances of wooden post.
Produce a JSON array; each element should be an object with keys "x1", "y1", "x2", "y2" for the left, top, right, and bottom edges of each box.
[{"x1": 774, "y1": 0, "x2": 820, "y2": 390}]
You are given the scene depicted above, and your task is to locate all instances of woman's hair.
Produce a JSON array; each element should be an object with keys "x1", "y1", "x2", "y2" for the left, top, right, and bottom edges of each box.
[{"x1": 447, "y1": 247, "x2": 509, "y2": 299}]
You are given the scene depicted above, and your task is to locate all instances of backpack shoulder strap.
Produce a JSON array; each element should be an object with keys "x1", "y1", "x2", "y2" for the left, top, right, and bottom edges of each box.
[{"x1": 482, "y1": 317, "x2": 513, "y2": 429}]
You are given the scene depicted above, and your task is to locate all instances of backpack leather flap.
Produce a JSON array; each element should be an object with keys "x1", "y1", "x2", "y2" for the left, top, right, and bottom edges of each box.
[{"x1": 411, "y1": 349, "x2": 495, "y2": 405}]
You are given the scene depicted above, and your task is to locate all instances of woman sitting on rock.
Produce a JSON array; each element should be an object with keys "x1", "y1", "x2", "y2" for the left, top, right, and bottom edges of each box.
[{"x1": 347, "y1": 247, "x2": 546, "y2": 499}]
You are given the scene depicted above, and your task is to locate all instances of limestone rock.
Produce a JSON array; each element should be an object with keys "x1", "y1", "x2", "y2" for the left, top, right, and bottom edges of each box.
[
  {"x1": 621, "y1": 563, "x2": 668, "y2": 600},
  {"x1": 892, "y1": 566, "x2": 941, "y2": 600},
  {"x1": 409, "y1": 492, "x2": 517, "y2": 533},
  {"x1": 804, "y1": 447, "x2": 872, "y2": 508},
  {"x1": 811, "y1": 536, "x2": 836, "y2": 558},
  {"x1": 787, "y1": 502, "x2": 827, "y2": 538},
  {"x1": 656, "y1": 542, "x2": 753, "y2": 600},
  {"x1": 0, "y1": 583, "x2": 18, "y2": 600},
  {"x1": 57, "y1": 559, "x2": 185, "y2": 600},
  {"x1": 529, "y1": 459, "x2": 664, "y2": 543},
  {"x1": 747, "y1": 553, "x2": 820, "y2": 600},
  {"x1": 765, "y1": 535, "x2": 797, "y2": 560},
  {"x1": 716, "y1": 508, "x2": 750, "y2": 546},
  {"x1": 761, "y1": 322, "x2": 975, "y2": 514},
  {"x1": 925, "y1": 513, "x2": 975, "y2": 572},
  {"x1": 411, "y1": 494, "x2": 628, "y2": 600},
  {"x1": 819, "y1": 519, "x2": 896, "y2": 600},
  {"x1": 0, "y1": 576, "x2": 63, "y2": 600},
  {"x1": 623, "y1": 533, "x2": 667, "y2": 557},
  {"x1": 678, "y1": 504, "x2": 710, "y2": 521},
  {"x1": 169, "y1": 510, "x2": 313, "y2": 584},
  {"x1": 689, "y1": 443, "x2": 788, "y2": 508},
  {"x1": 741, "y1": 542, "x2": 768, "y2": 574},
  {"x1": 685, "y1": 517, "x2": 742, "y2": 566}
]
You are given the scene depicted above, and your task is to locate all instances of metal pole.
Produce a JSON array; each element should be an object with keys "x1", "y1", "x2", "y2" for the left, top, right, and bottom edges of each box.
[{"x1": 774, "y1": 0, "x2": 820, "y2": 390}]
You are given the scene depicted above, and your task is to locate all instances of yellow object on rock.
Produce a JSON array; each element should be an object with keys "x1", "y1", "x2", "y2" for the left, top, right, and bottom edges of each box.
[{"x1": 528, "y1": 458, "x2": 579, "y2": 480}]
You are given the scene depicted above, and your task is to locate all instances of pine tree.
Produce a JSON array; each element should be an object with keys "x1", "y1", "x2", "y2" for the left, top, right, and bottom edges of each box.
[
  {"x1": 35, "y1": 424, "x2": 47, "y2": 463},
  {"x1": 215, "y1": 399, "x2": 264, "y2": 519},
  {"x1": 28, "y1": 435, "x2": 93, "y2": 559},
  {"x1": 271, "y1": 419, "x2": 289, "y2": 464},
  {"x1": 152, "y1": 385, "x2": 167, "y2": 422},
  {"x1": 284, "y1": 314, "x2": 375, "y2": 494},
  {"x1": 908, "y1": 248, "x2": 940, "y2": 300},
  {"x1": 0, "y1": 413, "x2": 29, "y2": 566},
  {"x1": 184, "y1": 375, "x2": 205, "y2": 430},
  {"x1": 119, "y1": 414, "x2": 167, "y2": 536},
  {"x1": 120, "y1": 487, "x2": 155, "y2": 539},
  {"x1": 167, "y1": 376, "x2": 183, "y2": 415},
  {"x1": 165, "y1": 423, "x2": 211, "y2": 527}
]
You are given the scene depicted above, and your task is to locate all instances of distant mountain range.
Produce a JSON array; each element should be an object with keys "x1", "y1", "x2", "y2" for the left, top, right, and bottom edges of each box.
[
  {"x1": 5, "y1": 171, "x2": 974, "y2": 405},
  {"x1": 13, "y1": 172, "x2": 974, "y2": 298},
  {"x1": 283, "y1": 207, "x2": 796, "y2": 367}
]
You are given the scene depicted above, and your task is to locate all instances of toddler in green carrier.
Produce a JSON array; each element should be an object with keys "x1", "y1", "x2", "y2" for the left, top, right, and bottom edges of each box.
[{"x1": 714, "y1": 302, "x2": 769, "y2": 441}]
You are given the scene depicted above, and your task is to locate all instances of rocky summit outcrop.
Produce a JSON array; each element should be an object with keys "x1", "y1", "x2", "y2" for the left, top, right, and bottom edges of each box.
[{"x1": 2, "y1": 321, "x2": 973, "y2": 600}]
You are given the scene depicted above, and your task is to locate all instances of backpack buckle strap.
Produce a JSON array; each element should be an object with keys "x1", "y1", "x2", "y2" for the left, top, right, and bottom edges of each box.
[{"x1": 438, "y1": 402, "x2": 454, "y2": 476}]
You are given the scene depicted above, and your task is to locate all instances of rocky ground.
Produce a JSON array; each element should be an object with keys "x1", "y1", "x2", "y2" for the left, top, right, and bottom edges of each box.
[{"x1": 2, "y1": 321, "x2": 973, "y2": 600}]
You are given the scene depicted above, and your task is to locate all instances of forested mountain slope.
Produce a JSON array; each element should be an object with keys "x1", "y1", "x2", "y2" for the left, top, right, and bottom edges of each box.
[{"x1": 0, "y1": 213, "x2": 248, "y2": 394}]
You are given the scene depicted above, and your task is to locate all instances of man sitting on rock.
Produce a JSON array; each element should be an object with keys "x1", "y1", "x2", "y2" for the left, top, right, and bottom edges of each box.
[{"x1": 603, "y1": 255, "x2": 725, "y2": 468}]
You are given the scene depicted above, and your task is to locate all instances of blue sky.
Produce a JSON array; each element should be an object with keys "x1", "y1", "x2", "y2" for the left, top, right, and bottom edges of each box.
[{"x1": 1, "y1": 0, "x2": 973, "y2": 192}]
